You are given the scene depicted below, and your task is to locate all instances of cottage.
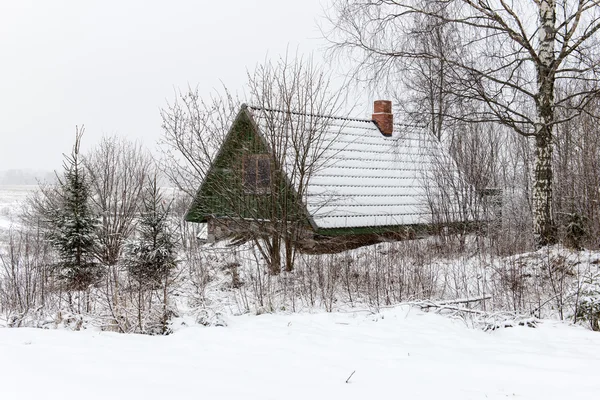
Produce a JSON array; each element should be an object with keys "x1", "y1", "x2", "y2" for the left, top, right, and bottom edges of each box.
[{"x1": 185, "y1": 100, "x2": 468, "y2": 254}]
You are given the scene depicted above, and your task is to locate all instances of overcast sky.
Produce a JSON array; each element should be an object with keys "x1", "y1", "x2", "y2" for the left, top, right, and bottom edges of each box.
[{"x1": 0, "y1": 0, "x2": 332, "y2": 172}]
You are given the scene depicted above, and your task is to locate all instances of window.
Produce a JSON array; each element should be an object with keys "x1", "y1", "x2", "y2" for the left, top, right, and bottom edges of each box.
[{"x1": 242, "y1": 154, "x2": 271, "y2": 194}]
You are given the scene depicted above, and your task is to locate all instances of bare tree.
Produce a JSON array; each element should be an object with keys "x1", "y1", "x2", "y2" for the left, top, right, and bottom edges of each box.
[
  {"x1": 83, "y1": 136, "x2": 153, "y2": 327},
  {"x1": 553, "y1": 88, "x2": 600, "y2": 248},
  {"x1": 160, "y1": 53, "x2": 348, "y2": 274},
  {"x1": 243, "y1": 54, "x2": 348, "y2": 273},
  {"x1": 395, "y1": 9, "x2": 463, "y2": 141},
  {"x1": 0, "y1": 229, "x2": 53, "y2": 324},
  {"x1": 160, "y1": 86, "x2": 239, "y2": 198},
  {"x1": 84, "y1": 136, "x2": 153, "y2": 267},
  {"x1": 325, "y1": 0, "x2": 600, "y2": 246}
]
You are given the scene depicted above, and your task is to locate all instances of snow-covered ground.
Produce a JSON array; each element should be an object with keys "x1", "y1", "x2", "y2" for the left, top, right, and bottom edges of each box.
[
  {"x1": 1, "y1": 306, "x2": 599, "y2": 400},
  {"x1": 0, "y1": 185, "x2": 35, "y2": 232},
  {"x1": 1, "y1": 185, "x2": 599, "y2": 399}
]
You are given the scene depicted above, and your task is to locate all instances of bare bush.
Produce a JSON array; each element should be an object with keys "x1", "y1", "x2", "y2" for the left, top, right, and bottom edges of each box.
[{"x1": 0, "y1": 229, "x2": 53, "y2": 326}]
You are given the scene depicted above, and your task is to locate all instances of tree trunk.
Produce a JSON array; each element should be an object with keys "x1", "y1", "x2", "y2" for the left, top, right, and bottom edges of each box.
[
  {"x1": 162, "y1": 271, "x2": 169, "y2": 335},
  {"x1": 533, "y1": 0, "x2": 557, "y2": 247},
  {"x1": 284, "y1": 224, "x2": 297, "y2": 272},
  {"x1": 284, "y1": 235, "x2": 294, "y2": 273},
  {"x1": 138, "y1": 286, "x2": 143, "y2": 333},
  {"x1": 533, "y1": 129, "x2": 555, "y2": 246},
  {"x1": 269, "y1": 235, "x2": 281, "y2": 275}
]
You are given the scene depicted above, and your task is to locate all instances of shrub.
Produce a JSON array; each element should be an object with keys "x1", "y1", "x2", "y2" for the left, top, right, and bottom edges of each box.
[{"x1": 576, "y1": 272, "x2": 600, "y2": 331}]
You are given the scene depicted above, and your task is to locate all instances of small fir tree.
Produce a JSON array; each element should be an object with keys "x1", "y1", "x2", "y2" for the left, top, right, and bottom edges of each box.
[
  {"x1": 127, "y1": 177, "x2": 177, "y2": 287},
  {"x1": 48, "y1": 127, "x2": 102, "y2": 291},
  {"x1": 126, "y1": 175, "x2": 178, "y2": 333},
  {"x1": 576, "y1": 272, "x2": 600, "y2": 331}
]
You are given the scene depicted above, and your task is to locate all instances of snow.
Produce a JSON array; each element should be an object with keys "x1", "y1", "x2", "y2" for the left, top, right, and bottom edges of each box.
[
  {"x1": 0, "y1": 185, "x2": 35, "y2": 234},
  {"x1": 1, "y1": 184, "x2": 599, "y2": 399},
  {"x1": 2, "y1": 306, "x2": 599, "y2": 400}
]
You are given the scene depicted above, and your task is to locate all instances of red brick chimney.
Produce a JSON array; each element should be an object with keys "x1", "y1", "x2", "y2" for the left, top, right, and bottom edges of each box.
[{"x1": 372, "y1": 100, "x2": 393, "y2": 137}]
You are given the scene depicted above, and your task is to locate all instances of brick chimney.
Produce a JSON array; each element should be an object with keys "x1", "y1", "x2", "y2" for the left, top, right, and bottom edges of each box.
[{"x1": 372, "y1": 100, "x2": 393, "y2": 137}]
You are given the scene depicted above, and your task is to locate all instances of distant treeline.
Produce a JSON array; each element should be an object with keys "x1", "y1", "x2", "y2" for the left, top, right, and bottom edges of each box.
[{"x1": 0, "y1": 170, "x2": 55, "y2": 185}]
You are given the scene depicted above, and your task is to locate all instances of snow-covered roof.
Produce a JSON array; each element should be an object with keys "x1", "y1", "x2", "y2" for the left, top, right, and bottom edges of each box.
[{"x1": 247, "y1": 106, "x2": 454, "y2": 230}]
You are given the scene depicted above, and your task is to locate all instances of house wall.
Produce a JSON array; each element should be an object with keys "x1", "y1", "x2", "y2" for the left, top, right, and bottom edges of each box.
[{"x1": 186, "y1": 110, "x2": 310, "y2": 230}]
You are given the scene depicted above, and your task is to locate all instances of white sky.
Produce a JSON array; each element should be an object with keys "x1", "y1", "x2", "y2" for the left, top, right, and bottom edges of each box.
[{"x1": 0, "y1": 0, "x2": 330, "y2": 171}]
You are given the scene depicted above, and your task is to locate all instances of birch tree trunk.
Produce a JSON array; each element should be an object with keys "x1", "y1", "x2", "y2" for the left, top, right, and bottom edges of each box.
[{"x1": 533, "y1": 0, "x2": 557, "y2": 246}]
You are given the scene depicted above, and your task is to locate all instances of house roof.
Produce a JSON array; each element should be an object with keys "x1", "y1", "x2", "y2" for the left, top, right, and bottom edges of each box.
[{"x1": 246, "y1": 105, "x2": 455, "y2": 231}]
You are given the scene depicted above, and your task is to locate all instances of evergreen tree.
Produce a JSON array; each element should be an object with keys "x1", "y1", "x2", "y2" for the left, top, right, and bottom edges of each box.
[
  {"x1": 126, "y1": 176, "x2": 178, "y2": 334},
  {"x1": 126, "y1": 176, "x2": 177, "y2": 288},
  {"x1": 48, "y1": 127, "x2": 102, "y2": 291}
]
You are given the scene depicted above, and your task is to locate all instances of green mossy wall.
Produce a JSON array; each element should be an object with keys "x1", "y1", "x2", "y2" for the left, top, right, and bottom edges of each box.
[{"x1": 185, "y1": 110, "x2": 309, "y2": 227}]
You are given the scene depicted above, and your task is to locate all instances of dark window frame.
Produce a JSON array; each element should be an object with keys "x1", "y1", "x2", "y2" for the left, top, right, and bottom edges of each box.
[{"x1": 242, "y1": 154, "x2": 271, "y2": 194}]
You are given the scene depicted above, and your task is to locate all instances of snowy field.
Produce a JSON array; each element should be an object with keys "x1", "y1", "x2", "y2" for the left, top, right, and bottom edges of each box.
[
  {"x1": 1, "y1": 185, "x2": 599, "y2": 399},
  {"x1": 1, "y1": 307, "x2": 599, "y2": 400},
  {"x1": 0, "y1": 185, "x2": 35, "y2": 232}
]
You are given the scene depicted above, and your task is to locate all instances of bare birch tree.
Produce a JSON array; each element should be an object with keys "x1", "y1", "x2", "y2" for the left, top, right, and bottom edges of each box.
[{"x1": 325, "y1": 0, "x2": 600, "y2": 246}]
